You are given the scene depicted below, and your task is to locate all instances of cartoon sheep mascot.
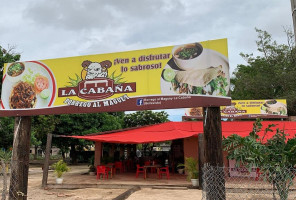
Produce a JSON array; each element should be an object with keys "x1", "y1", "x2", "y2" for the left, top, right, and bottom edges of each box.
[{"x1": 81, "y1": 60, "x2": 112, "y2": 80}]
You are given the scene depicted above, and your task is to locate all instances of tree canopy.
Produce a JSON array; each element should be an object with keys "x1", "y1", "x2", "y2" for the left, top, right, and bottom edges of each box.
[
  {"x1": 53, "y1": 113, "x2": 123, "y2": 163},
  {"x1": 123, "y1": 110, "x2": 169, "y2": 128},
  {"x1": 231, "y1": 28, "x2": 296, "y2": 115}
]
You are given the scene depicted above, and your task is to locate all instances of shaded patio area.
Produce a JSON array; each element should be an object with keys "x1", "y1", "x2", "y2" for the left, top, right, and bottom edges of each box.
[{"x1": 45, "y1": 165, "x2": 192, "y2": 189}]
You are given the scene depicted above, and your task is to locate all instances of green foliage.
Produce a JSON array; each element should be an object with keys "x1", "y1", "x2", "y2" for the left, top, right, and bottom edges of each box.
[
  {"x1": 123, "y1": 110, "x2": 169, "y2": 128},
  {"x1": 30, "y1": 131, "x2": 42, "y2": 147},
  {"x1": 178, "y1": 157, "x2": 199, "y2": 180},
  {"x1": 0, "y1": 117, "x2": 15, "y2": 149},
  {"x1": 223, "y1": 118, "x2": 296, "y2": 200},
  {"x1": 53, "y1": 113, "x2": 123, "y2": 163},
  {"x1": 32, "y1": 115, "x2": 58, "y2": 152},
  {"x1": 0, "y1": 149, "x2": 12, "y2": 163},
  {"x1": 231, "y1": 28, "x2": 296, "y2": 115},
  {"x1": 65, "y1": 74, "x2": 82, "y2": 87},
  {"x1": 51, "y1": 160, "x2": 70, "y2": 178}
]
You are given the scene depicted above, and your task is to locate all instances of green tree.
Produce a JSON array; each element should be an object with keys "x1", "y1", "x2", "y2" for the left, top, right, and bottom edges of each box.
[
  {"x1": 223, "y1": 119, "x2": 296, "y2": 200},
  {"x1": 0, "y1": 117, "x2": 15, "y2": 149},
  {"x1": 231, "y1": 28, "x2": 296, "y2": 115},
  {"x1": 31, "y1": 115, "x2": 57, "y2": 159},
  {"x1": 123, "y1": 110, "x2": 169, "y2": 128},
  {"x1": 123, "y1": 110, "x2": 169, "y2": 156},
  {"x1": 53, "y1": 113, "x2": 123, "y2": 164}
]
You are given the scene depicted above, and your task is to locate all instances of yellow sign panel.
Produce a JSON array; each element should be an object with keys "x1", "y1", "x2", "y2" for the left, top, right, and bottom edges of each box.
[
  {"x1": 1, "y1": 38, "x2": 230, "y2": 116},
  {"x1": 185, "y1": 99, "x2": 288, "y2": 118}
]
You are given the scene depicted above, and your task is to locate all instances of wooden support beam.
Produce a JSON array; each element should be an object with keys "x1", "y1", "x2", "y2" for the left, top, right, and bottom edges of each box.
[
  {"x1": 9, "y1": 116, "x2": 31, "y2": 200},
  {"x1": 203, "y1": 107, "x2": 225, "y2": 200}
]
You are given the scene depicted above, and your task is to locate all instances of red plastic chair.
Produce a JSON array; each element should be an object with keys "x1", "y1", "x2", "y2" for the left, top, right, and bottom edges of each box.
[
  {"x1": 96, "y1": 165, "x2": 109, "y2": 180},
  {"x1": 136, "y1": 164, "x2": 145, "y2": 178},
  {"x1": 158, "y1": 166, "x2": 170, "y2": 179},
  {"x1": 114, "y1": 161, "x2": 124, "y2": 173}
]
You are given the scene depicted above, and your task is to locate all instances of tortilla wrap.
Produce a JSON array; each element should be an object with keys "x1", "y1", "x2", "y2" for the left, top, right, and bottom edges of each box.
[{"x1": 175, "y1": 65, "x2": 223, "y2": 87}]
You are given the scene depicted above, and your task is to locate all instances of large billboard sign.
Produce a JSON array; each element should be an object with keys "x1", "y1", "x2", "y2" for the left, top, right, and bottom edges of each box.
[
  {"x1": 0, "y1": 38, "x2": 231, "y2": 116},
  {"x1": 185, "y1": 99, "x2": 288, "y2": 119}
]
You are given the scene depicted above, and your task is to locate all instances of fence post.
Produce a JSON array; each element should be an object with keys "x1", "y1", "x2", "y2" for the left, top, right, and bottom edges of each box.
[{"x1": 203, "y1": 107, "x2": 225, "y2": 200}]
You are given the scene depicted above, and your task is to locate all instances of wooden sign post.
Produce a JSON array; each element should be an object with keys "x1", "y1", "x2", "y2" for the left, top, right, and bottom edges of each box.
[
  {"x1": 203, "y1": 107, "x2": 225, "y2": 200},
  {"x1": 9, "y1": 116, "x2": 31, "y2": 200}
]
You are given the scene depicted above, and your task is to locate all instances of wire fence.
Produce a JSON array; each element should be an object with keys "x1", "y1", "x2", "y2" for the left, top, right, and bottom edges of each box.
[
  {"x1": 202, "y1": 164, "x2": 296, "y2": 200},
  {"x1": 0, "y1": 161, "x2": 20, "y2": 200}
]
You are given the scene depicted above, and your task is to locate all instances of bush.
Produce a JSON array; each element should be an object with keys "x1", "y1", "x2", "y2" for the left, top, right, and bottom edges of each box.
[
  {"x1": 178, "y1": 157, "x2": 198, "y2": 180},
  {"x1": 51, "y1": 160, "x2": 70, "y2": 178}
]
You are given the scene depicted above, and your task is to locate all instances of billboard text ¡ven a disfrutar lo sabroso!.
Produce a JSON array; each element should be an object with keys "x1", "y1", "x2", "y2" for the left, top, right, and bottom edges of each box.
[{"x1": 0, "y1": 38, "x2": 231, "y2": 116}]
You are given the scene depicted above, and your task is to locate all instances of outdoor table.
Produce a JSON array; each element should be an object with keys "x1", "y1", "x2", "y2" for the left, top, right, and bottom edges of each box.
[{"x1": 143, "y1": 165, "x2": 161, "y2": 179}]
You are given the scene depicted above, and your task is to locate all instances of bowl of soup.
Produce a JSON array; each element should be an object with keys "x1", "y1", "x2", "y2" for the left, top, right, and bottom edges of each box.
[
  {"x1": 6, "y1": 62, "x2": 26, "y2": 83},
  {"x1": 172, "y1": 43, "x2": 208, "y2": 70}
]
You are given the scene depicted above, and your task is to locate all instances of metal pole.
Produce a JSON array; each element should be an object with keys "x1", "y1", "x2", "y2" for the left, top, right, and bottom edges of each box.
[{"x1": 291, "y1": 0, "x2": 296, "y2": 42}]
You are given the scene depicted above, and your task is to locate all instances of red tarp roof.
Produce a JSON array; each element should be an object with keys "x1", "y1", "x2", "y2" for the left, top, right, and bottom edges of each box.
[{"x1": 69, "y1": 121, "x2": 296, "y2": 144}]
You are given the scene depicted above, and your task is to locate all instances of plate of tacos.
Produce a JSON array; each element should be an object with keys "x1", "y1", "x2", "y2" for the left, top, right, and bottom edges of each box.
[
  {"x1": 260, "y1": 100, "x2": 287, "y2": 115},
  {"x1": 1, "y1": 61, "x2": 56, "y2": 110},
  {"x1": 160, "y1": 48, "x2": 230, "y2": 97}
]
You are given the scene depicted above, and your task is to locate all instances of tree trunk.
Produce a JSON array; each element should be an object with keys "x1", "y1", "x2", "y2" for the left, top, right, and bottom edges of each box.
[
  {"x1": 203, "y1": 107, "x2": 225, "y2": 200},
  {"x1": 61, "y1": 151, "x2": 66, "y2": 161},
  {"x1": 42, "y1": 133, "x2": 52, "y2": 188},
  {"x1": 70, "y1": 144, "x2": 77, "y2": 164},
  {"x1": 291, "y1": 0, "x2": 296, "y2": 42},
  {"x1": 9, "y1": 116, "x2": 31, "y2": 200},
  {"x1": 34, "y1": 146, "x2": 37, "y2": 160}
]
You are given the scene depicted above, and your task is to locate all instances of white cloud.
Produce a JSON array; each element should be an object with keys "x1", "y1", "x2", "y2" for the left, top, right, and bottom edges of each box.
[{"x1": 0, "y1": 0, "x2": 293, "y2": 74}]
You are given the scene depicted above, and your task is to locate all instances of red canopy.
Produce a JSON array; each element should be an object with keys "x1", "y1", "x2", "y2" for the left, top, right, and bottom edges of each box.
[{"x1": 69, "y1": 121, "x2": 296, "y2": 144}]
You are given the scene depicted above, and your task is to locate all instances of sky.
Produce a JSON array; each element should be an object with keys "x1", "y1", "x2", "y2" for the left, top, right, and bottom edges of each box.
[{"x1": 0, "y1": 0, "x2": 293, "y2": 121}]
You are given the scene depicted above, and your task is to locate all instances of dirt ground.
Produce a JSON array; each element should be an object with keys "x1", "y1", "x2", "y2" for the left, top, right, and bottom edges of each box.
[{"x1": 24, "y1": 165, "x2": 202, "y2": 200}]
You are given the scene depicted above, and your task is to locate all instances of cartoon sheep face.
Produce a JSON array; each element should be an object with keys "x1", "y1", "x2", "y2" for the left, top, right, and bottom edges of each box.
[{"x1": 82, "y1": 60, "x2": 112, "y2": 80}]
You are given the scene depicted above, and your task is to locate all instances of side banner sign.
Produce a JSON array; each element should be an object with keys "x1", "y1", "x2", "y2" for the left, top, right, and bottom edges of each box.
[
  {"x1": 185, "y1": 99, "x2": 288, "y2": 119},
  {"x1": 1, "y1": 38, "x2": 231, "y2": 116}
]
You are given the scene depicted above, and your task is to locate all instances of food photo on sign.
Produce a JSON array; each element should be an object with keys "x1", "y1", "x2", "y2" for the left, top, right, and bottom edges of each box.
[
  {"x1": 1, "y1": 61, "x2": 56, "y2": 110},
  {"x1": 160, "y1": 42, "x2": 229, "y2": 96},
  {"x1": 184, "y1": 99, "x2": 288, "y2": 119}
]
